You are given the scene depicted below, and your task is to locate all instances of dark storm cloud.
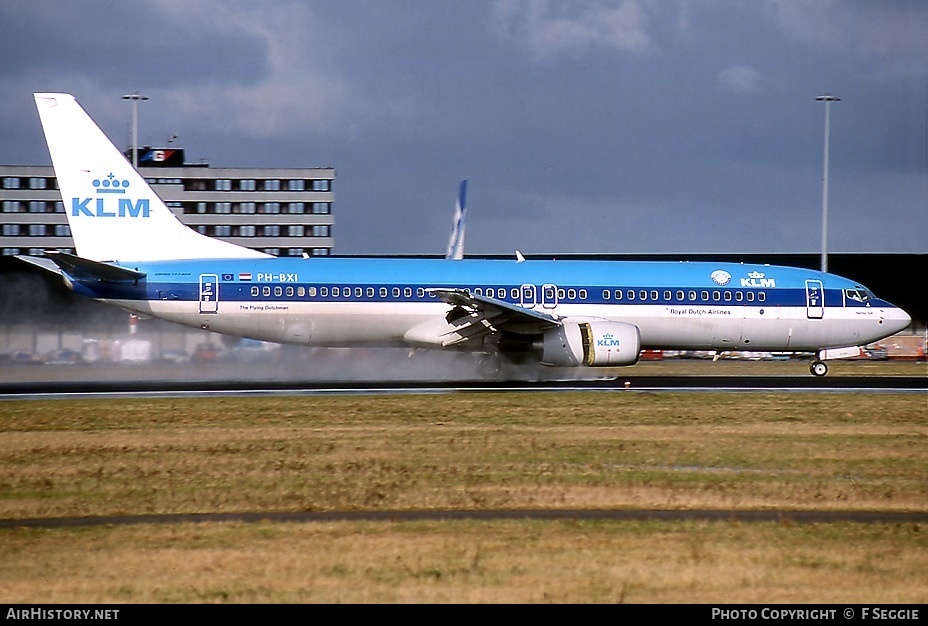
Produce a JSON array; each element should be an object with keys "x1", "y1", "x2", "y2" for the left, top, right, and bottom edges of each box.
[{"x1": 0, "y1": 2, "x2": 269, "y2": 89}]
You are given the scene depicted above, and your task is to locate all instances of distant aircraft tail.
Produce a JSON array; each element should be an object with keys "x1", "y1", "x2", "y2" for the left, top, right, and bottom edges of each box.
[
  {"x1": 33, "y1": 93, "x2": 270, "y2": 262},
  {"x1": 445, "y1": 179, "x2": 467, "y2": 260}
]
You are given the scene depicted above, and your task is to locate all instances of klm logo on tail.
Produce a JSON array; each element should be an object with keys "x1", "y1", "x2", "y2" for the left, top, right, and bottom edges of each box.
[{"x1": 71, "y1": 173, "x2": 150, "y2": 218}]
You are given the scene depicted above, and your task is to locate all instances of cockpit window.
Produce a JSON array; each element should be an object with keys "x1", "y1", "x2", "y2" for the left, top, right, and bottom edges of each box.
[{"x1": 845, "y1": 288, "x2": 871, "y2": 303}]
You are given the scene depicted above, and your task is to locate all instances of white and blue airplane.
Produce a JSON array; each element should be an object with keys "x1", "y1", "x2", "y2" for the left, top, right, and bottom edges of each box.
[
  {"x1": 18, "y1": 93, "x2": 912, "y2": 377},
  {"x1": 445, "y1": 180, "x2": 467, "y2": 260}
]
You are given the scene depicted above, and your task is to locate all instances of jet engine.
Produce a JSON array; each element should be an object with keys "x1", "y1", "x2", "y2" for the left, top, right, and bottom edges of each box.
[{"x1": 539, "y1": 320, "x2": 641, "y2": 367}]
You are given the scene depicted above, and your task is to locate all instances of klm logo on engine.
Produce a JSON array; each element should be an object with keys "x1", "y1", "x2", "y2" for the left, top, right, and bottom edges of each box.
[
  {"x1": 597, "y1": 333, "x2": 621, "y2": 348},
  {"x1": 71, "y1": 173, "x2": 150, "y2": 218},
  {"x1": 740, "y1": 271, "x2": 776, "y2": 288}
]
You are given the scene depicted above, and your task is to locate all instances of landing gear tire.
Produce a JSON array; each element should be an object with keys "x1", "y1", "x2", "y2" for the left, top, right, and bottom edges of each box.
[{"x1": 810, "y1": 360, "x2": 828, "y2": 377}]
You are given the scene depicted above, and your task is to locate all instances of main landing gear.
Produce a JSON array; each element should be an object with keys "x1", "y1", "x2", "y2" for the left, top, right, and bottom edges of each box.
[{"x1": 809, "y1": 360, "x2": 829, "y2": 377}]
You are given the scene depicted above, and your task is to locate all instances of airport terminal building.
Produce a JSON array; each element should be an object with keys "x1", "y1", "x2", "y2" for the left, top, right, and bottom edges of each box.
[{"x1": 0, "y1": 147, "x2": 335, "y2": 257}]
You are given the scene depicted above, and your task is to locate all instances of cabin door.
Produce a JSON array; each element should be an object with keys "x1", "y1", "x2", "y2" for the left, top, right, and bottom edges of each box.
[
  {"x1": 199, "y1": 273, "x2": 219, "y2": 314},
  {"x1": 805, "y1": 279, "x2": 824, "y2": 319}
]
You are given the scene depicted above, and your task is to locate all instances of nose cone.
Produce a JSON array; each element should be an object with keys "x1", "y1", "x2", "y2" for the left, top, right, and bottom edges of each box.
[{"x1": 883, "y1": 306, "x2": 912, "y2": 336}]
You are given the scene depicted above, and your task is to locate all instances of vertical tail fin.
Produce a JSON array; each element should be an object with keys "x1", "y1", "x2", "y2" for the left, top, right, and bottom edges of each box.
[
  {"x1": 33, "y1": 93, "x2": 270, "y2": 262},
  {"x1": 445, "y1": 179, "x2": 467, "y2": 260}
]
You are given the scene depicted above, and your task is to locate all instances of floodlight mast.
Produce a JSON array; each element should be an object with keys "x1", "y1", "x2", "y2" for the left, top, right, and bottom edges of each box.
[
  {"x1": 816, "y1": 92, "x2": 840, "y2": 273},
  {"x1": 122, "y1": 92, "x2": 149, "y2": 170}
]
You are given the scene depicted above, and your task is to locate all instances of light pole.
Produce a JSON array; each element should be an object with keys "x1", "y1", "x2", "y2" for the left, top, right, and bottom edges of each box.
[
  {"x1": 122, "y1": 92, "x2": 149, "y2": 169},
  {"x1": 816, "y1": 92, "x2": 840, "y2": 273}
]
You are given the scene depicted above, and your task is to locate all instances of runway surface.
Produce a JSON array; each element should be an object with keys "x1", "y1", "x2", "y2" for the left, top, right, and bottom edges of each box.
[
  {"x1": 3, "y1": 508, "x2": 926, "y2": 530},
  {"x1": 1, "y1": 372, "x2": 924, "y2": 398}
]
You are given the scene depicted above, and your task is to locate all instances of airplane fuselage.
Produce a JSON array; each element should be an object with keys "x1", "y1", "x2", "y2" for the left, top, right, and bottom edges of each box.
[{"x1": 74, "y1": 257, "x2": 909, "y2": 354}]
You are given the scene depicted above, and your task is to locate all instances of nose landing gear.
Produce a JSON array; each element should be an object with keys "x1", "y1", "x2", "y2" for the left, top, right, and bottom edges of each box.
[{"x1": 810, "y1": 360, "x2": 829, "y2": 377}]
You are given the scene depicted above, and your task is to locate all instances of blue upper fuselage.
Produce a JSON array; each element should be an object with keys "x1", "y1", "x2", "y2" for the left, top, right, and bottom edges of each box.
[{"x1": 68, "y1": 257, "x2": 898, "y2": 311}]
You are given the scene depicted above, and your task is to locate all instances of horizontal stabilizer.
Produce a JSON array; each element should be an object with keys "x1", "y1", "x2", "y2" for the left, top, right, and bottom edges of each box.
[
  {"x1": 44, "y1": 251, "x2": 146, "y2": 282},
  {"x1": 13, "y1": 254, "x2": 62, "y2": 276}
]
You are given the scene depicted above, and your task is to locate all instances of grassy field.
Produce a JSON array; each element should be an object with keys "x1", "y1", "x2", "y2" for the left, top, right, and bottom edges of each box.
[{"x1": 0, "y1": 390, "x2": 925, "y2": 603}]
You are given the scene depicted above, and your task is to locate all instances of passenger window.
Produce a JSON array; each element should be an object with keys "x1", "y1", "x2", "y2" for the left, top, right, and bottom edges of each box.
[
  {"x1": 736, "y1": 291, "x2": 744, "y2": 302},
  {"x1": 392, "y1": 287, "x2": 400, "y2": 298},
  {"x1": 663, "y1": 290, "x2": 672, "y2": 301},
  {"x1": 712, "y1": 291, "x2": 720, "y2": 301},
  {"x1": 651, "y1": 290, "x2": 659, "y2": 301},
  {"x1": 251, "y1": 286, "x2": 259, "y2": 297},
  {"x1": 676, "y1": 290, "x2": 684, "y2": 301},
  {"x1": 367, "y1": 288, "x2": 374, "y2": 298},
  {"x1": 747, "y1": 292, "x2": 755, "y2": 302},
  {"x1": 332, "y1": 287, "x2": 340, "y2": 297},
  {"x1": 639, "y1": 290, "x2": 647, "y2": 300},
  {"x1": 404, "y1": 287, "x2": 412, "y2": 298},
  {"x1": 274, "y1": 286, "x2": 282, "y2": 297},
  {"x1": 380, "y1": 287, "x2": 387, "y2": 298},
  {"x1": 701, "y1": 291, "x2": 709, "y2": 301},
  {"x1": 286, "y1": 286, "x2": 294, "y2": 297},
  {"x1": 263, "y1": 286, "x2": 271, "y2": 297},
  {"x1": 603, "y1": 290, "x2": 610, "y2": 300},
  {"x1": 614, "y1": 290, "x2": 622, "y2": 300},
  {"x1": 758, "y1": 292, "x2": 765, "y2": 302},
  {"x1": 355, "y1": 287, "x2": 363, "y2": 297},
  {"x1": 688, "y1": 291, "x2": 696, "y2": 301},
  {"x1": 567, "y1": 289, "x2": 577, "y2": 300},
  {"x1": 579, "y1": 289, "x2": 587, "y2": 299},
  {"x1": 724, "y1": 291, "x2": 732, "y2": 302},
  {"x1": 627, "y1": 290, "x2": 635, "y2": 300},
  {"x1": 320, "y1": 287, "x2": 328, "y2": 297}
]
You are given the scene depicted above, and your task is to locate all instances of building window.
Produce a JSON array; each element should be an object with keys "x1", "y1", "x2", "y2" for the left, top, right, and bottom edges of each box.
[
  {"x1": 311, "y1": 179, "x2": 330, "y2": 191},
  {"x1": 54, "y1": 224, "x2": 70, "y2": 236},
  {"x1": 2, "y1": 201, "x2": 23, "y2": 213},
  {"x1": 288, "y1": 225, "x2": 304, "y2": 237},
  {"x1": 312, "y1": 202, "x2": 330, "y2": 214},
  {"x1": 28, "y1": 177, "x2": 47, "y2": 190},
  {"x1": 263, "y1": 225, "x2": 280, "y2": 237},
  {"x1": 2, "y1": 224, "x2": 20, "y2": 236},
  {"x1": 28, "y1": 224, "x2": 47, "y2": 236},
  {"x1": 28, "y1": 201, "x2": 48, "y2": 213},
  {"x1": 215, "y1": 179, "x2": 232, "y2": 191},
  {"x1": 183, "y1": 179, "x2": 209, "y2": 191},
  {"x1": 215, "y1": 202, "x2": 231, "y2": 214},
  {"x1": 261, "y1": 202, "x2": 280, "y2": 214},
  {"x1": 287, "y1": 179, "x2": 305, "y2": 191},
  {"x1": 262, "y1": 179, "x2": 281, "y2": 191},
  {"x1": 287, "y1": 202, "x2": 305, "y2": 214},
  {"x1": 311, "y1": 225, "x2": 330, "y2": 237},
  {"x1": 238, "y1": 179, "x2": 256, "y2": 191},
  {"x1": 2, "y1": 177, "x2": 21, "y2": 189},
  {"x1": 240, "y1": 202, "x2": 256, "y2": 214}
]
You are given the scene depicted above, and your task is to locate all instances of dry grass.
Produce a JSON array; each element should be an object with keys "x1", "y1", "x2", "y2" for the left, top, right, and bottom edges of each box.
[{"x1": 0, "y1": 391, "x2": 925, "y2": 603}]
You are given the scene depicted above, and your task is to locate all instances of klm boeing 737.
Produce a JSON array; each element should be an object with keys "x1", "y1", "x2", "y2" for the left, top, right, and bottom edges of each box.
[{"x1": 17, "y1": 93, "x2": 911, "y2": 377}]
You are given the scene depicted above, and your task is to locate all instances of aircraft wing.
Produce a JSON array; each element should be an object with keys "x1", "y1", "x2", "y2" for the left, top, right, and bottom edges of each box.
[
  {"x1": 405, "y1": 288, "x2": 561, "y2": 347},
  {"x1": 406, "y1": 288, "x2": 560, "y2": 346}
]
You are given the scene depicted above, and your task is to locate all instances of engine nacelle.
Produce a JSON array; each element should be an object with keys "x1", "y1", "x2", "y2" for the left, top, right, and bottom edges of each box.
[{"x1": 540, "y1": 320, "x2": 641, "y2": 367}]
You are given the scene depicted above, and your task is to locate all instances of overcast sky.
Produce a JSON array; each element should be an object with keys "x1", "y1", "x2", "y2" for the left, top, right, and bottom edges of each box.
[{"x1": 1, "y1": 1, "x2": 925, "y2": 256}]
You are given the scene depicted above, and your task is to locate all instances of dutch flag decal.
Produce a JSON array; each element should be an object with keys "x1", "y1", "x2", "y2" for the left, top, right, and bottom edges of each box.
[{"x1": 238, "y1": 273, "x2": 252, "y2": 281}]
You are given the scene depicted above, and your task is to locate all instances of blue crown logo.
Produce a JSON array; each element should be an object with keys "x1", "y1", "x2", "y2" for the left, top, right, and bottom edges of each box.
[{"x1": 93, "y1": 173, "x2": 130, "y2": 194}]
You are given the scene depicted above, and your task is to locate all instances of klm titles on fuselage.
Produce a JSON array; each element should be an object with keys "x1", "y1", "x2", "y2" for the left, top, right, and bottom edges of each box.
[
  {"x1": 71, "y1": 173, "x2": 150, "y2": 218},
  {"x1": 740, "y1": 271, "x2": 776, "y2": 288}
]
